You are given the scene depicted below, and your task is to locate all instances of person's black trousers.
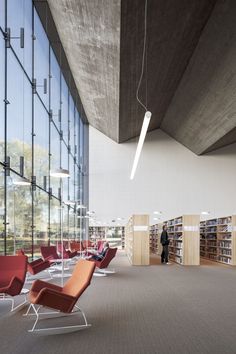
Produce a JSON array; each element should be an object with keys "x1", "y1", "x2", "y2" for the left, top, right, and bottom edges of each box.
[{"x1": 161, "y1": 244, "x2": 169, "y2": 263}]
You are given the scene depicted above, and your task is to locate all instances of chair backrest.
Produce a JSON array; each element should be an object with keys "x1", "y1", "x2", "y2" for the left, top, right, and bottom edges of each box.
[
  {"x1": 97, "y1": 241, "x2": 105, "y2": 252},
  {"x1": 82, "y1": 240, "x2": 93, "y2": 249},
  {"x1": 99, "y1": 248, "x2": 117, "y2": 268},
  {"x1": 41, "y1": 246, "x2": 59, "y2": 260},
  {"x1": 63, "y1": 259, "x2": 96, "y2": 299},
  {"x1": 57, "y1": 243, "x2": 69, "y2": 259},
  {"x1": 17, "y1": 249, "x2": 25, "y2": 256},
  {"x1": 70, "y1": 241, "x2": 84, "y2": 252},
  {"x1": 0, "y1": 255, "x2": 27, "y2": 286}
]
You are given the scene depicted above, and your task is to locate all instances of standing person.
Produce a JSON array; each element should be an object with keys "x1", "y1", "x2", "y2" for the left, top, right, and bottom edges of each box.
[{"x1": 161, "y1": 224, "x2": 170, "y2": 264}]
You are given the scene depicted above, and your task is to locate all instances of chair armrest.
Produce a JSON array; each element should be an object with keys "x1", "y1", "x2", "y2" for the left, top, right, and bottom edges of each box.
[
  {"x1": 30, "y1": 258, "x2": 44, "y2": 266},
  {"x1": 35, "y1": 288, "x2": 76, "y2": 313},
  {"x1": 30, "y1": 279, "x2": 62, "y2": 293},
  {"x1": 7, "y1": 276, "x2": 24, "y2": 296},
  {"x1": 28, "y1": 261, "x2": 50, "y2": 275},
  {"x1": 44, "y1": 255, "x2": 61, "y2": 262}
]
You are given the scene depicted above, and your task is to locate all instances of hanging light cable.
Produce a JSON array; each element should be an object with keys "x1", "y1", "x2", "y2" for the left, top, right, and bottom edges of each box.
[{"x1": 130, "y1": 0, "x2": 151, "y2": 180}]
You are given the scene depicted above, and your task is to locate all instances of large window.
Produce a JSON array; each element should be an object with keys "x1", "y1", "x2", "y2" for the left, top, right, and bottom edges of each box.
[
  {"x1": 6, "y1": 174, "x2": 32, "y2": 255},
  {"x1": 61, "y1": 76, "x2": 69, "y2": 146},
  {"x1": 0, "y1": 1, "x2": 88, "y2": 256},
  {"x1": 50, "y1": 48, "x2": 61, "y2": 130},
  {"x1": 7, "y1": 50, "x2": 32, "y2": 178},
  {"x1": 34, "y1": 9, "x2": 49, "y2": 109},
  {"x1": 7, "y1": 0, "x2": 32, "y2": 78},
  {"x1": 0, "y1": 166, "x2": 4, "y2": 255},
  {"x1": 0, "y1": 0, "x2": 5, "y2": 30},
  {"x1": 0, "y1": 34, "x2": 4, "y2": 162},
  {"x1": 34, "y1": 188, "x2": 49, "y2": 256},
  {"x1": 34, "y1": 96, "x2": 49, "y2": 189}
]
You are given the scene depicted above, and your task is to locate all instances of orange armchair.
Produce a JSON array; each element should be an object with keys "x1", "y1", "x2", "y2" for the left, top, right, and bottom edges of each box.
[{"x1": 25, "y1": 259, "x2": 96, "y2": 333}]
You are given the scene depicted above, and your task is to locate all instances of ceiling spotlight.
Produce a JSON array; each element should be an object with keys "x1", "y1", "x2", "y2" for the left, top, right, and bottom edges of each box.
[
  {"x1": 153, "y1": 211, "x2": 162, "y2": 215},
  {"x1": 201, "y1": 211, "x2": 210, "y2": 215}
]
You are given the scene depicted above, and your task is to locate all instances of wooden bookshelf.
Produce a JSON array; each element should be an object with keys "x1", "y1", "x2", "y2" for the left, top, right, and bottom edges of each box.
[
  {"x1": 164, "y1": 215, "x2": 200, "y2": 265},
  {"x1": 121, "y1": 227, "x2": 125, "y2": 249},
  {"x1": 88, "y1": 226, "x2": 125, "y2": 249},
  {"x1": 149, "y1": 223, "x2": 162, "y2": 255},
  {"x1": 200, "y1": 215, "x2": 236, "y2": 265},
  {"x1": 125, "y1": 215, "x2": 150, "y2": 265}
]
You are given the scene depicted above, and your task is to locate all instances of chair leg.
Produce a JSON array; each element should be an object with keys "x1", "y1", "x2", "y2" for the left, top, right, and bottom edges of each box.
[
  {"x1": 96, "y1": 268, "x2": 116, "y2": 274},
  {"x1": 25, "y1": 271, "x2": 52, "y2": 283},
  {"x1": 26, "y1": 304, "x2": 91, "y2": 334},
  {"x1": 0, "y1": 290, "x2": 28, "y2": 312}
]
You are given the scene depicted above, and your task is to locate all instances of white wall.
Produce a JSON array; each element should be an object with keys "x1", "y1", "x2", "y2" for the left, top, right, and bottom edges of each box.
[{"x1": 89, "y1": 126, "x2": 236, "y2": 225}]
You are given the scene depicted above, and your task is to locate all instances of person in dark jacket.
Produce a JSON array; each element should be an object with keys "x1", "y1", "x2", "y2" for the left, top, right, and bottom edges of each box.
[{"x1": 161, "y1": 224, "x2": 170, "y2": 264}]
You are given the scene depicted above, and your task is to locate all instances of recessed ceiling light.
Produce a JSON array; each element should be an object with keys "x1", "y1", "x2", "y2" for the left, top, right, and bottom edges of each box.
[
  {"x1": 153, "y1": 211, "x2": 162, "y2": 215},
  {"x1": 201, "y1": 211, "x2": 210, "y2": 215}
]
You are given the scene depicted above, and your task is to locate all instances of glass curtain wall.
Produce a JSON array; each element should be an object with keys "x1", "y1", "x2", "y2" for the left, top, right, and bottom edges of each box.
[{"x1": 0, "y1": 0, "x2": 88, "y2": 257}]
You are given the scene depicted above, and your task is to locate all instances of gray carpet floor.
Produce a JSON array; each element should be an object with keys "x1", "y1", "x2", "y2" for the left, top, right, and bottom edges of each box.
[{"x1": 1, "y1": 251, "x2": 236, "y2": 354}]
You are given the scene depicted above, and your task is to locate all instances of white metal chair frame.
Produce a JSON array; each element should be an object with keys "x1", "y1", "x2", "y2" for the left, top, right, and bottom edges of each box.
[
  {"x1": 0, "y1": 288, "x2": 29, "y2": 312},
  {"x1": 24, "y1": 303, "x2": 91, "y2": 334}
]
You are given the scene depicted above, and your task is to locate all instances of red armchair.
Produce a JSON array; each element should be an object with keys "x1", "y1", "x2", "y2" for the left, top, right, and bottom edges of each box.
[
  {"x1": 70, "y1": 241, "x2": 84, "y2": 253},
  {"x1": 57, "y1": 243, "x2": 78, "y2": 259},
  {"x1": 92, "y1": 248, "x2": 117, "y2": 275},
  {"x1": 25, "y1": 259, "x2": 96, "y2": 333},
  {"x1": 82, "y1": 240, "x2": 94, "y2": 249},
  {"x1": 17, "y1": 249, "x2": 51, "y2": 280},
  {"x1": 0, "y1": 255, "x2": 28, "y2": 311},
  {"x1": 40, "y1": 246, "x2": 61, "y2": 262}
]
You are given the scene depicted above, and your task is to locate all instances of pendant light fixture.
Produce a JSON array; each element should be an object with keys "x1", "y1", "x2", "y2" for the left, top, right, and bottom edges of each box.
[
  {"x1": 13, "y1": 176, "x2": 31, "y2": 186},
  {"x1": 50, "y1": 168, "x2": 70, "y2": 178},
  {"x1": 130, "y1": 0, "x2": 151, "y2": 180}
]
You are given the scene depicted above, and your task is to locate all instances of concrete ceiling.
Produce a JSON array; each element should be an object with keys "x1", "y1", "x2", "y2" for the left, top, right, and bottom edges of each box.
[
  {"x1": 47, "y1": 0, "x2": 236, "y2": 155},
  {"x1": 47, "y1": 0, "x2": 120, "y2": 141}
]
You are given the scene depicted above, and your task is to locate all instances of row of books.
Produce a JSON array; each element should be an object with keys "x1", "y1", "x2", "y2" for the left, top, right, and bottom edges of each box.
[
  {"x1": 219, "y1": 241, "x2": 231, "y2": 248},
  {"x1": 219, "y1": 256, "x2": 231, "y2": 264},
  {"x1": 218, "y1": 217, "x2": 232, "y2": 225},
  {"x1": 219, "y1": 249, "x2": 231, "y2": 256}
]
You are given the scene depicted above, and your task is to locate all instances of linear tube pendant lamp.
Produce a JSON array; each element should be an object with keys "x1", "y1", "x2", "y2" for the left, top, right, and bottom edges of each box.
[
  {"x1": 13, "y1": 176, "x2": 31, "y2": 186},
  {"x1": 130, "y1": 0, "x2": 151, "y2": 180},
  {"x1": 50, "y1": 168, "x2": 70, "y2": 178},
  {"x1": 77, "y1": 205, "x2": 87, "y2": 209},
  {"x1": 130, "y1": 111, "x2": 151, "y2": 180}
]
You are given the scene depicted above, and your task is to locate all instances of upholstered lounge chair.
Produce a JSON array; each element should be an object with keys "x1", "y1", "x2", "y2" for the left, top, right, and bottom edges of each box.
[
  {"x1": 40, "y1": 246, "x2": 61, "y2": 262},
  {"x1": 17, "y1": 249, "x2": 51, "y2": 277},
  {"x1": 25, "y1": 259, "x2": 96, "y2": 333},
  {"x1": 57, "y1": 243, "x2": 78, "y2": 259},
  {"x1": 70, "y1": 241, "x2": 84, "y2": 253},
  {"x1": 93, "y1": 248, "x2": 117, "y2": 275},
  {"x1": 0, "y1": 255, "x2": 28, "y2": 311}
]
